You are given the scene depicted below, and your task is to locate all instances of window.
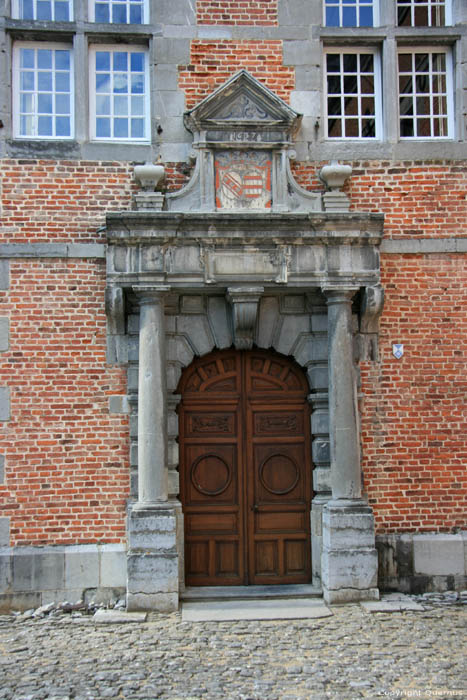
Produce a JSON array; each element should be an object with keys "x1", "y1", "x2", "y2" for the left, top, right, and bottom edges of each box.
[
  {"x1": 12, "y1": 0, "x2": 72, "y2": 21},
  {"x1": 13, "y1": 43, "x2": 73, "y2": 139},
  {"x1": 325, "y1": 50, "x2": 381, "y2": 139},
  {"x1": 91, "y1": 0, "x2": 146, "y2": 23},
  {"x1": 89, "y1": 46, "x2": 149, "y2": 141},
  {"x1": 398, "y1": 50, "x2": 453, "y2": 138},
  {"x1": 324, "y1": 0, "x2": 375, "y2": 27},
  {"x1": 397, "y1": 0, "x2": 450, "y2": 27}
]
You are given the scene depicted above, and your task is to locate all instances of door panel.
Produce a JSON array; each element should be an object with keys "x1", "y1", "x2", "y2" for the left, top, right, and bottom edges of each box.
[{"x1": 178, "y1": 349, "x2": 312, "y2": 586}]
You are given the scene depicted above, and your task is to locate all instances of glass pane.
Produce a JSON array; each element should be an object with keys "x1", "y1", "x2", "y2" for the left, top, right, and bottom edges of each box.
[
  {"x1": 360, "y1": 54, "x2": 374, "y2": 73},
  {"x1": 55, "y1": 116, "x2": 70, "y2": 136},
  {"x1": 415, "y1": 53, "x2": 429, "y2": 72},
  {"x1": 326, "y1": 7, "x2": 340, "y2": 26},
  {"x1": 432, "y1": 95, "x2": 447, "y2": 116},
  {"x1": 398, "y1": 54, "x2": 412, "y2": 72},
  {"x1": 343, "y1": 54, "x2": 357, "y2": 72},
  {"x1": 345, "y1": 119, "x2": 359, "y2": 137},
  {"x1": 342, "y1": 6, "x2": 356, "y2": 26},
  {"x1": 328, "y1": 97, "x2": 342, "y2": 115},
  {"x1": 96, "y1": 52, "x2": 111, "y2": 72},
  {"x1": 54, "y1": 1, "x2": 70, "y2": 21},
  {"x1": 38, "y1": 93, "x2": 53, "y2": 113},
  {"x1": 20, "y1": 0, "x2": 34, "y2": 19},
  {"x1": 37, "y1": 1, "x2": 52, "y2": 20},
  {"x1": 96, "y1": 95, "x2": 111, "y2": 115},
  {"x1": 131, "y1": 117, "x2": 144, "y2": 138},
  {"x1": 130, "y1": 4, "x2": 143, "y2": 23},
  {"x1": 359, "y1": 6, "x2": 373, "y2": 26},
  {"x1": 131, "y1": 73, "x2": 144, "y2": 94},
  {"x1": 113, "y1": 52, "x2": 128, "y2": 72},
  {"x1": 328, "y1": 118, "x2": 342, "y2": 137},
  {"x1": 399, "y1": 75, "x2": 413, "y2": 94},
  {"x1": 327, "y1": 76, "x2": 341, "y2": 94},
  {"x1": 55, "y1": 72, "x2": 70, "y2": 92},
  {"x1": 362, "y1": 118, "x2": 375, "y2": 137},
  {"x1": 130, "y1": 53, "x2": 144, "y2": 72},
  {"x1": 399, "y1": 96, "x2": 414, "y2": 116},
  {"x1": 414, "y1": 6, "x2": 428, "y2": 25},
  {"x1": 400, "y1": 118, "x2": 414, "y2": 137},
  {"x1": 38, "y1": 50, "x2": 53, "y2": 70},
  {"x1": 416, "y1": 96, "x2": 430, "y2": 114},
  {"x1": 361, "y1": 97, "x2": 375, "y2": 115},
  {"x1": 114, "y1": 95, "x2": 128, "y2": 115},
  {"x1": 415, "y1": 75, "x2": 429, "y2": 93},
  {"x1": 432, "y1": 53, "x2": 446, "y2": 72},
  {"x1": 20, "y1": 115, "x2": 34, "y2": 135},
  {"x1": 96, "y1": 117, "x2": 111, "y2": 137},
  {"x1": 38, "y1": 115, "x2": 53, "y2": 135},
  {"x1": 398, "y1": 7, "x2": 411, "y2": 26},
  {"x1": 344, "y1": 75, "x2": 358, "y2": 93},
  {"x1": 360, "y1": 75, "x2": 374, "y2": 94},
  {"x1": 21, "y1": 93, "x2": 34, "y2": 113},
  {"x1": 96, "y1": 73, "x2": 111, "y2": 93},
  {"x1": 21, "y1": 71, "x2": 35, "y2": 91},
  {"x1": 344, "y1": 97, "x2": 358, "y2": 116},
  {"x1": 55, "y1": 51, "x2": 70, "y2": 71},
  {"x1": 131, "y1": 95, "x2": 144, "y2": 115},
  {"x1": 112, "y1": 4, "x2": 127, "y2": 23},
  {"x1": 21, "y1": 49, "x2": 35, "y2": 69},
  {"x1": 327, "y1": 54, "x2": 340, "y2": 73},
  {"x1": 114, "y1": 73, "x2": 128, "y2": 94},
  {"x1": 95, "y1": 3, "x2": 110, "y2": 22},
  {"x1": 114, "y1": 117, "x2": 128, "y2": 138},
  {"x1": 38, "y1": 72, "x2": 53, "y2": 91},
  {"x1": 55, "y1": 93, "x2": 70, "y2": 113},
  {"x1": 416, "y1": 118, "x2": 431, "y2": 136},
  {"x1": 433, "y1": 118, "x2": 447, "y2": 137}
]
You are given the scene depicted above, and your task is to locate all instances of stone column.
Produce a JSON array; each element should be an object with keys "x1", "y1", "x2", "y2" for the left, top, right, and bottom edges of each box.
[
  {"x1": 135, "y1": 288, "x2": 169, "y2": 507},
  {"x1": 127, "y1": 286, "x2": 181, "y2": 612},
  {"x1": 321, "y1": 288, "x2": 379, "y2": 603}
]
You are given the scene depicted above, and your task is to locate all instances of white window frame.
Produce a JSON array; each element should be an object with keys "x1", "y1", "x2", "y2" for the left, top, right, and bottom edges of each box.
[
  {"x1": 12, "y1": 41, "x2": 75, "y2": 140},
  {"x1": 323, "y1": 0, "x2": 379, "y2": 28},
  {"x1": 11, "y1": 0, "x2": 73, "y2": 21},
  {"x1": 89, "y1": 45, "x2": 150, "y2": 143},
  {"x1": 396, "y1": 0, "x2": 452, "y2": 28},
  {"x1": 89, "y1": 0, "x2": 148, "y2": 24},
  {"x1": 397, "y1": 47, "x2": 454, "y2": 140},
  {"x1": 324, "y1": 47, "x2": 383, "y2": 140}
]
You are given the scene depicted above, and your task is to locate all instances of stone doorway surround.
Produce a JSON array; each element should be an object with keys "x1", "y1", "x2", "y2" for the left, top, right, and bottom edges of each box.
[{"x1": 105, "y1": 72, "x2": 385, "y2": 611}]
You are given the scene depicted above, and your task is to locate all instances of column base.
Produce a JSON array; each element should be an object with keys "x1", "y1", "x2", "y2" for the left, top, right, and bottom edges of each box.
[
  {"x1": 321, "y1": 500, "x2": 379, "y2": 604},
  {"x1": 126, "y1": 502, "x2": 183, "y2": 612}
]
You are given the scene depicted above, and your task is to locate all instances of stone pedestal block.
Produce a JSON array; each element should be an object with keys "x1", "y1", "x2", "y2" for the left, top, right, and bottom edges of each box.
[
  {"x1": 127, "y1": 504, "x2": 181, "y2": 612},
  {"x1": 321, "y1": 501, "x2": 379, "y2": 603}
]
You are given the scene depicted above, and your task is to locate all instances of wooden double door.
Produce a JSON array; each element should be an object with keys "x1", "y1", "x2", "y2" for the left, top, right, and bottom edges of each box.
[{"x1": 178, "y1": 349, "x2": 312, "y2": 587}]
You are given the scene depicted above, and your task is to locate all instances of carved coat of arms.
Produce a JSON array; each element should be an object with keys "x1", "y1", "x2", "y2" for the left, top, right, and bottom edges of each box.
[{"x1": 215, "y1": 150, "x2": 271, "y2": 210}]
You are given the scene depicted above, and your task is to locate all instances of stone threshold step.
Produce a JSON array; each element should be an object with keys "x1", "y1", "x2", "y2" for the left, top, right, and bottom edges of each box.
[{"x1": 181, "y1": 584, "x2": 322, "y2": 602}]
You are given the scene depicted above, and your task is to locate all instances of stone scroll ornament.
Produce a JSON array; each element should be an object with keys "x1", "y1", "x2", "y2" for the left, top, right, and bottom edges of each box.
[{"x1": 215, "y1": 150, "x2": 272, "y2": 210}]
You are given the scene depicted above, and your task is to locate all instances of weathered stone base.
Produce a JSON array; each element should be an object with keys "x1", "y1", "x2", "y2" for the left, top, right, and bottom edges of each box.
[
  {"x1": 376, "y1": 532, "x2": 467, "y2": 594},
  {"x1": 0, "y1": 543, "x2": 127, "y2": 612},
  {"x1": 126, "y1": 502, "x2": 182, "y2": 612},
  {"x1": 321, "y1": 500, "x2": 379, "y2": 604}
]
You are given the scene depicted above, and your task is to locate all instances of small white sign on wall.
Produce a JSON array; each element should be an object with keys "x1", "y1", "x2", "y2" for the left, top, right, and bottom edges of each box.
[{"x1": 392, "y1": 343, "x2": 404, "y2": 359}]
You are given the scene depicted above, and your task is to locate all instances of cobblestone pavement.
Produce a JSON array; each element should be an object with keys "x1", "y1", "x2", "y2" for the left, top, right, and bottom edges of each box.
[{"x1": 0, "y1": 594, "x2": 465, "y2": 700}]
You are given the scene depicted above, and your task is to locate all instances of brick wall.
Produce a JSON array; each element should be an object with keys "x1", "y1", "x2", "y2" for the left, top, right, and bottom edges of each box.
[
  {"x1": 179, "y1": 41, "x2": 295, "y2": 108},
  {"x1": 361, "y1": 254, "x2": 467, "y2": 533},
  {"x1": 0, "y1": 160, "x2": 135, "y2": 244},
  {"x1": 197, "y1": 0, "x2": 277, "y2": 25},
  {"x1": 0, "y1": 260, "x2": 129, "y2": 544}
]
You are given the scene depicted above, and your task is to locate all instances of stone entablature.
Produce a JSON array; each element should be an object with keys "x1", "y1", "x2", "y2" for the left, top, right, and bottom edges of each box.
[{"x1": 106, "y1": 211, "x2": 383, "y2": 290}]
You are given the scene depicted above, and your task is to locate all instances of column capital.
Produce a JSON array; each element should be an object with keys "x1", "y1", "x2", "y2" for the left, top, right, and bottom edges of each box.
[
  {"x1": 322, "y1": 287, "x2": 359, "y2": 305},
  {"x1": 132, "y1": 285, "x2": 170, "y2": 305}
]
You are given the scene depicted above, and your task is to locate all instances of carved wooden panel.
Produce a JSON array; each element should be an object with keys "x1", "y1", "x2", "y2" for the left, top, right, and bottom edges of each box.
[{"x1": 178, "y1": 348, "x2": 312, "y2": 587}]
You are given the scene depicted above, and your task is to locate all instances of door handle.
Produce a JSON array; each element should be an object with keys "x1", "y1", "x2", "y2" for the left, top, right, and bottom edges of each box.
[{"x1": 251, "y1": 504, "x2": 259, "y2": 512}]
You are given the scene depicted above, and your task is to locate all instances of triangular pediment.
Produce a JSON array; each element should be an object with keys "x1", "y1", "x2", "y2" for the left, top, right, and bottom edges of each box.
[{"x1": 184, "y1": 70, "x2": 300, "y2": 132}]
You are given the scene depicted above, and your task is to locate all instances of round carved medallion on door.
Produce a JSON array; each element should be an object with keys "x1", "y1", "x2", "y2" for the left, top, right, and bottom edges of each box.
[
  {"x1": 259, "y1": 453, "x2": 300, "y2": 495},
  {"x1": 191, "y1": 453, "x2": 232, "y2": 496}
]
